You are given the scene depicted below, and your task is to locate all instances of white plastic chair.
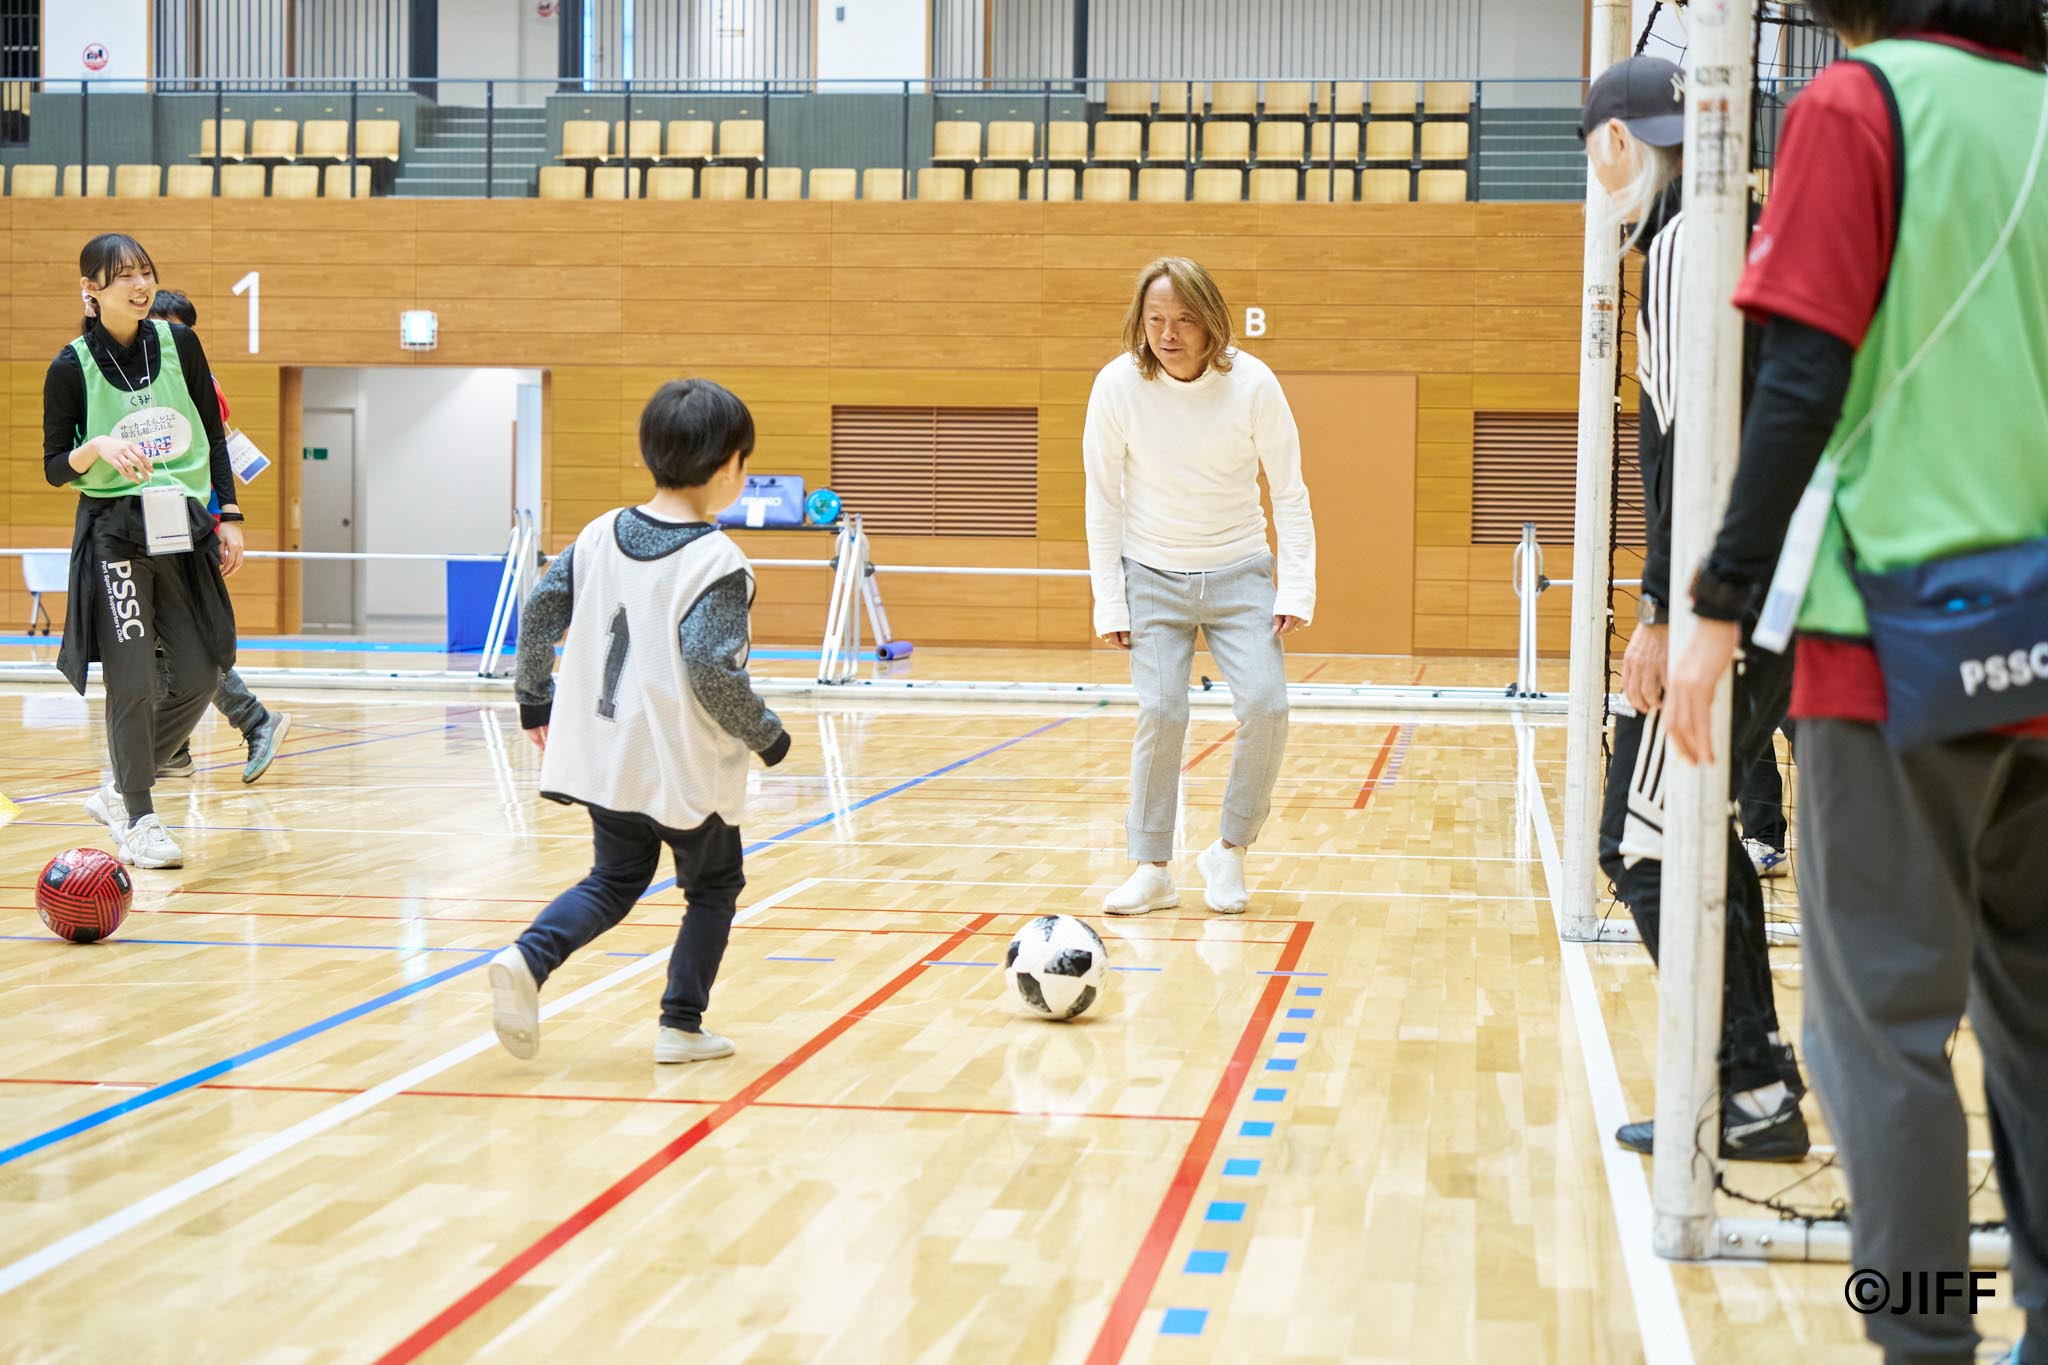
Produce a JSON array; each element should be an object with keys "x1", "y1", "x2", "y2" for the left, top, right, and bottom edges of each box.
[{"x1": 23, "y1": 551, "x2": 67, "y2": 634}]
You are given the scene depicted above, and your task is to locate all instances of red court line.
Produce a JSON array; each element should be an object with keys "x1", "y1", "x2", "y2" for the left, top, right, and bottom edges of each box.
[
  {"x1": 1300, "y1": 661, "x2": 1330, "y2": 682},
  {"x1": 1084, "y1": 918, "x2": 1313, "y2": 1365},
  {"x1": 1351, "y1": 725, "x2": 1403, "y2": 809},
  {"x1": 374, "y1": 912, "x2": 1001, "y2": 1365},
  {"x1": 1181, "y1": 725, "x2": 1239, "y2": 773}
]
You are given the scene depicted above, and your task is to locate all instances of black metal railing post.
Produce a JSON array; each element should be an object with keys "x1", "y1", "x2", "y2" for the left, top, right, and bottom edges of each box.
[
  {"x1": 79, "y1": 79, "x2": 89, "y2": 192},
  {"x1": 213, "y1": 79, "x2": 224, "y2": 191},
  {"x1": 485, "y1": 78, "x2": 495, "y2": 198}
]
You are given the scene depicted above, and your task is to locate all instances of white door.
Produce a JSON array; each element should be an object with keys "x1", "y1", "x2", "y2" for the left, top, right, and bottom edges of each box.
[{"x1": 301, "y1": 408, "x2": 358, "y2": 631}]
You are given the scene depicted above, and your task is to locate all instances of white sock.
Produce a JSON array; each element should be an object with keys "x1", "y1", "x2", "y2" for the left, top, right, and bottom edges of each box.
[{"x1": 1730, "y1": 1081, "x2": 1790, "y2": 1120}]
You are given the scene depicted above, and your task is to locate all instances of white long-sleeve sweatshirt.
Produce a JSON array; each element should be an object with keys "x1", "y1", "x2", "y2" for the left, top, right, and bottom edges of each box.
[{"x1": 1082, "y1": 348, "x2": 1317, "y2": 636}]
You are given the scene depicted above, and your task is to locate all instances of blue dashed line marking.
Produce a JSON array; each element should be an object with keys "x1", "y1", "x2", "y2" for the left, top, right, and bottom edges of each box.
[
  {"x1": 1296, "y1": 986, "x2": 1323, "y2": 997},
  {"x1": 1286, "y1": 1007, "x2": 1315, "y2": 1019},
  {"x1": 1264, "y1": 1058, "x2": 1296, "y2": 1072},
  {"x1": 1204, "y1": 1201, "x2": 1246, "y2": 1223},
  {"x1": 1223, "y1": 1158, "x2": 1261, "y2": 1177},
  {"x1": 1252, "y1": 1087, "x2": 1286, "y2": 1102},
  {"x1": 1239, "y1": 1120, "x2": 1275, "y2": 1137},
  {"x1": 1160, "y1": 1308, "x2": 1208, "y2": 1336},
  {"x1": 1184, "y1": 1250, "x2": 1229, "y2": 1275},
  {"x1": 1276, "y1": 1031, "x2": 1307, "y2": 1044}
]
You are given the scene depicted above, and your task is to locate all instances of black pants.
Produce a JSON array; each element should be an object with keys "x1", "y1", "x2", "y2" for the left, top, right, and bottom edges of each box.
[
  {"x1": 1599, "y1": 647, "x2": 1794, "y2": 1093},
  {"x1": 1802, "y1": 722, "x2": 2048, "y2": 1365},
  {"x1": 514, "y1": 805, "x2": 745, "y2": 1032},
  {"x1": 89, "y1": 524, "x2": 223, "y2": 815},
  {"x1": 1740, "y1": 720, "x2": 1797, "y2": 851}
]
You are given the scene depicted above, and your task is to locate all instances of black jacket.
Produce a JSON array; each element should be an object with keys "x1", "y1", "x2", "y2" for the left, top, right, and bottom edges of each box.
[{"x1": 57, "y1": 495, "x2": 237, "y2": 694}]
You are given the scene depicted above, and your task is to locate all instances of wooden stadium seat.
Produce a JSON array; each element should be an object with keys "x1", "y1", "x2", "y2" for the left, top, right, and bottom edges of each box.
[
  {"x1": 932, "y1": 121, "x2": 982, "y2": 165},
  {"x1": 166, "y1": 164, "x2": 214, "y2": 198},
  {"x1": 8, "y1": 164, "x2": 56, "y2": 197},
  {"x1": 62, "y1": 165, "x2": 111, "y2": 197},
  {"x1": 1081, "y1": 166, "x2": 1131, "y2": 202},
  {"x1": 1263, "y1": 82, "x2": 1313, "y2": 119},
  {"x1": 1137, "y1": 167, "x2": 1187, "y2": 202},
  {"x1": 323, "y1": 163, "x2": 373, "y2": 198},
  {"x1": 356, "y1": 120, "x2": 400, "y2": 161},
  {"x1": 270, "y1": 165, "x2": 319, "y2": 199},
  {"x1": 1361, "y1": 168, "x2": 1412, "y2": 203},
  {"x1": 1145, "y1": 119, "x2": 1190, "y2": 164},
  {"x1": 1104, "y1": 82, "x2": 1153, "y2": 118},
  {"x1": 985, "y1": 121, "x2": 1035, "y2": 165},
  {"x1": 249, "y1": 119, "x2": 298, "y2": 162},
  {"x1": 971, "y1": 167, "x2": 1021, "y2": 201},
  {"x1": 646, "y1": 166, "x2": 696, "y2": 200},
  {"x1": 717, "y1": 119, "x2": 765, "y2": 163},
  {"x1": 1365, "y1": 122, "x2": 1415, "y2": 163},
  {"x1": 1249, "y1": 167, "x2": 1299, "y2": 202},
  {"x1": 1318, "y1": 81, "x2": 1366, "y2": 118},
  {"x1": 700, "y1": 166, "x2": 751, "y2": 200},
  {"x1": 299, "y1": 120, "x2": 349, "y2": 161},
  {"x1": 113, "y1": 164, "x2": 161, "y2": 197},
  {"x1": 918, "y1": 166, "x2": 966, "y2": 200},
  {"x1": 219, "y1": 164, "x2": 268, "y2": 198},
  {"x1": 808, "y1": 168, "x2": 858, "y2": 201},
  {"x1": 1255, "y1": 122, "x2": 1305, "y2": 164},
  {"x1": 611, "y1": 119, "x2": 661, "y2": 161},
  {"x1": 1423, "y1": 81, "x2": 1474, "y2": 118},
  {"x1": 593, "y1": 165, "x2": 643, "y2": 199},
  {"x1": 765, "y1": 166, "x2": 803, "y2": 200},
  {"x1": 1369, "y1": 81, "x2": 1419, "y2": 117},
  {"x1": 1092, "y1": 120, "x2": 1142, "y2": 164},
  {"x1": 559, "y1": 120, "x2": 609, "y2": 162},
  {"x1": 538, "y1": 165, "x2": 587, "y2": 198},
  {"x1": 1026, "y1": 167, "x2": 1077, "y2": 202},
  {"x1": 1303, "y1": 168, "x2": 1357, "y2": 203},
  {"x1": 1045, "y1": 121, "x2": 1089, "y2": 164},
  {"x1": 1208, "y1": 81, "x2": 1257, "y2": 119},
  {"x1": 1310, "y1": 122, "x2": 1361, "y2": 164},
  {"x1": 1157, "y1": 82, "x2": 1205, "y2": 117},
  {"x1": 862, "y1": 168, "x2": 905, "y2": 200},
  {"x1": 1193, "y1": 168, "x2": 1244, "y2": 202},
  {"x1": 1418, "y1": 169, "x2": 1469, "y2": 202},
  {"x1": 196, "y1": 118, "x2": 246, "y2": 160},
  {"x1": 1420, "y1": 122, "x2": 1470, "y2": 162},
  {"x1": 1199, "y1": 122, "x2": 1251, "y2": 165},
  {"x1": 664, "y1": 120, "x2": 713, "y2": 162}
]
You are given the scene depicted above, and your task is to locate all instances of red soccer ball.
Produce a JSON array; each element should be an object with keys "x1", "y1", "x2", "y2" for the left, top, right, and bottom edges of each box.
[{"x1": 35, "y1": 848, "x2": 133, "y2": 943}]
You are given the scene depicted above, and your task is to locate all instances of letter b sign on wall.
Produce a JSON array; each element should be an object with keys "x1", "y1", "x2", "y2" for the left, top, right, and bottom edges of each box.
[{"x1": 1245, "y1": 307, "x2": 1268, "y2": 338}]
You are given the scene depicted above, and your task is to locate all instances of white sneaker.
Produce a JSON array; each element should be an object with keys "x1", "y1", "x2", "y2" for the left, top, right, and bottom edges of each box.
[
  {"x1": 1103, "y1": 863, "x2": 1179, "y2": 916},
  {"x1": 118, "y1": 814, "x2": 183, "y2": 869},
  {"x1": 1197, "y1": 840, "x2": 1250, "y2": 914},
  {"x1": 655, "y1": 1026, "x2": 734, "y2": 1064},
  {"x1": 1745, "y1": 839, "x2": 1791, "y2": 880},
  {"x1": 488, "y1": 947, "x2": 540, "y2": 1060},
  {"x1": 83, "y1": 782, "x2": 124, "y2": 836}
]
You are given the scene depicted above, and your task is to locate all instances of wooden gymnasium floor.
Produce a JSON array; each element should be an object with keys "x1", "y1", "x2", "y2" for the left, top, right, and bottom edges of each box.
[{"x1": 0, "y1": 648, "x2": 2021, "y2": 1364}]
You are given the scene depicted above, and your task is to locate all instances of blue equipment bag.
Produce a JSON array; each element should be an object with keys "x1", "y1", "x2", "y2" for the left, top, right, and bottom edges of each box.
[
  {"x1": 1853, "y1": 533, "x2": 2048, "y2": 748},
  {"x1": 717, "y1": 475, "x2": 808, "y2": 529}
]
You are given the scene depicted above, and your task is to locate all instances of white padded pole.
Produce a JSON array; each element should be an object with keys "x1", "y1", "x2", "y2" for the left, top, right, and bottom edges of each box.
[
  {"x1": 1653, "y1": 0, "x2": 1756, "y2": 1262},
  {"x1": 1561, "y1": 0, "x2": 1635, "y2": 942}
]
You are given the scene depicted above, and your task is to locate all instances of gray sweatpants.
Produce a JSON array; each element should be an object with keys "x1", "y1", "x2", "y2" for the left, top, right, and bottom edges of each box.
[
  {"x1": 155, "y1": 655, "x2": 268, "y2": 741},
  {"x1": 1123, "y1": 553, "x2": 1288, "y2": 863},
  {"x1": 1802, "y1": 720, "x2": 2048, "y2": 1365}
]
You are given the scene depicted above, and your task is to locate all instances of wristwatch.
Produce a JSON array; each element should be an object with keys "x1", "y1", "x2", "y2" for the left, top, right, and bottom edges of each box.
[
  {"x1": 1635, "y1": 595, "x2": 1666, "y2": 627},
  {"x1": 1689, "y1": 562, "x2": 1757, "y2": 622}
]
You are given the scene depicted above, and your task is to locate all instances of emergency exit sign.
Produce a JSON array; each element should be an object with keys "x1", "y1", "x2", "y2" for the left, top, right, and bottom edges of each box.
[{"x1": 303, "y1": 447, "x2": 329, "y2": 461}]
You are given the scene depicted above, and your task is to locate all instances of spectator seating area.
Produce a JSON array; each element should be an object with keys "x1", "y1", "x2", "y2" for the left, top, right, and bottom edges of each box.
[{"x1": 0, "y1": 118, "x2": 399, "y2": 197}]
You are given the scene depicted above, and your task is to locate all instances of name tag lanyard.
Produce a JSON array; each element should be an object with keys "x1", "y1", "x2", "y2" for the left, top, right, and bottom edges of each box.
[
  {"x1": 103, "y1": 326, "x2": 194, "y2": 556},
  {"x1": 1753, "y1": 73, "x2": 2048, "y2": 654}
]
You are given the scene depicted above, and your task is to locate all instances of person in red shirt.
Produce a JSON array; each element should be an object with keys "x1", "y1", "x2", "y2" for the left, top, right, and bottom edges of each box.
[
  {"x1": 1662, "y1": 4, "x2": 2048, "y2": 1363},
  {"x1": 147, "y1": 290, "x2": 293, "y2": 784}
]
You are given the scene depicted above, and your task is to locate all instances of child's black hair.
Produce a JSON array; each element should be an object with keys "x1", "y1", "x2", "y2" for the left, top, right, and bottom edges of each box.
[
  {"x1": 1809, "y1": 0, "x2": 2048, "y2": 61},
  {"x1": 638, "y1": 378, "x2": 755, "y2": 489},
  {"x1": 149, "y1": 288, "x2": 197, "y2": 327}
]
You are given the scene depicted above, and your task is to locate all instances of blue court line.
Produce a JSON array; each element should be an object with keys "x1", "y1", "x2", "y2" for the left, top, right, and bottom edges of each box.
[
  {"x1": 924, "y1": 960, "x2": 998, "y2": 968},
  {"x1": 1263, "y1": 1058, "x2": 1297, "y2": 1072},
  {"x1": 20, "y1": 722, "x2": 461, "y2": 803},
  {"x1": 1256, "y1": 970, "x2": 1329, "y2": 978},
  {"x1": 1238, "y1": 1121, "x2": 1274, "y2": 1138},
  {"x1": 1109, "y1": 965, "x2": 1163, "y2": 973},
  {"x1": 1222, "y1": 1158, "x2": 1261, "y2": 1178},
  {"x1": 1252, "y1": 1087, "x2": 1286, "y2": 1102},
  {"x1": 763, "y1": 956, "x2": 835, "y2": 963},
  {"x1": 1160, "y1": 1308, "x2": 1208, "y2": 1336},
  {"x1": 1295, "y1": 986, "x2": 1324, "y2": 997},
  {"x1": 1204, "y1": 1201, "x2": 1246, "y2": 1223},
  {"x1": 0, "y1": 935, "x2": 488, "y2": 956},
  {"x1": 0, "y1": 953, "x2": 493, "y2": 1170},
  {"x1": 1276, "y1": 1031, "x2": 1307, "y2": 1044},
  {"x1": 1286, "y1": 1008, "x2": 1316, "y2": 1020},
  {"x1": 1184, "y1": 1250, "x2": 1229, "y2": 1275},
  {"x1": 0, "y1": 704, "x2": 1089, "y2": 1168}
]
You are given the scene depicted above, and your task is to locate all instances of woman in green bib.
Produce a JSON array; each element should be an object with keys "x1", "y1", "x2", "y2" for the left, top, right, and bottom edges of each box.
[{"x1": 42, "y1": 233, "x2": 243, "y2": 870}]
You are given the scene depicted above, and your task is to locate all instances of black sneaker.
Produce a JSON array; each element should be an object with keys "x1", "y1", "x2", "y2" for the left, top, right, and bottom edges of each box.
[
  {"x1": 1615, "y1": 1093, "x2": 1811, "y2": 1163},
  {"x1": 157, "y1": 746, "x2": 195, "y2": 778}
]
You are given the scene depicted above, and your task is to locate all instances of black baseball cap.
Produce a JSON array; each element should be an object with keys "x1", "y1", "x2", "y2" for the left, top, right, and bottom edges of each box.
[{"x1": 1579, "y1": 55, "x2": 1686, "y2": 148}]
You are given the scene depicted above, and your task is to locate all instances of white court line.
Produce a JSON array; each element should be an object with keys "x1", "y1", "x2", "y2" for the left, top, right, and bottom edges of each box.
[
  {"x1": 0, "y1": 876, "x2": 821, "y2": 1299},
  {"x1": 800, "y1": 875, "x2": 1542, "y2": 903},
  {"x1": 1513, "y1": 716, "x2": 1695, "y2": 1365}
]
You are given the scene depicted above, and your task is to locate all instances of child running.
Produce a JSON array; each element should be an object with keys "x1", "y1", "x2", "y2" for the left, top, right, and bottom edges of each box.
[{"x1": 488, "y1": 378, "x2": 790, "y2": 1064}]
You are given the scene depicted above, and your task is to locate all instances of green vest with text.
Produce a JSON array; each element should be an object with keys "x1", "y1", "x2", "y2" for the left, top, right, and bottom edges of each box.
[{"x1": 68, "y1": 319, "x2": 212, "y2": 503}]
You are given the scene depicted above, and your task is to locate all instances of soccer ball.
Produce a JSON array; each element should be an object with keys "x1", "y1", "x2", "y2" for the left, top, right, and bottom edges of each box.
[
  {"x1": 1006, "y1": 914, "x2": 1107, "y2": 1020},
  {"x1": 36, "y1": 848, "x2": 133, "y2": 943}
]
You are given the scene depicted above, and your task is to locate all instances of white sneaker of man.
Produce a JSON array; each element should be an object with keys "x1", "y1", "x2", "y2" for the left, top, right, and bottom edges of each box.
[
  {"x1": 1102, "y1": 863, "x2": 1179, "y2": 916},
  {"x1": 1197, "y1": 840, "x2": 1250, "y2": 914},
  {"x1": 118, "y1": 814, "x2": 184, "y2": 869}
]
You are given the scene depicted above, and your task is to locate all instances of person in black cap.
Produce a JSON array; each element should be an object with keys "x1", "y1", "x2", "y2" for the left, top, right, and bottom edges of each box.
[{"x1": 1581, "y1": 54, "x2": 1809, "y2": 1160}]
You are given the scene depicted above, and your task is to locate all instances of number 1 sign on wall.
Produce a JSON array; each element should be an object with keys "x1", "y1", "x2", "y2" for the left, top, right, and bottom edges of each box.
[{"x1": 232, "y1": 271, "x2": 259, "y2": 353}]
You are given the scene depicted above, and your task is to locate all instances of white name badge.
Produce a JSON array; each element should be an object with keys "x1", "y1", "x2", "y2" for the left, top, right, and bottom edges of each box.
[
  {"x1": 111, "y1": 405, "x2": 195, "y2": 468},
  {"x1": 141, "y1": 484, "x2": 195, "y2": 556},
  {"x1": 1752, "y1": 461, "x2": 1840, "y2": 655},
  {"x1": 226, "y1": 428, "x2": 270, "y2": 484}
]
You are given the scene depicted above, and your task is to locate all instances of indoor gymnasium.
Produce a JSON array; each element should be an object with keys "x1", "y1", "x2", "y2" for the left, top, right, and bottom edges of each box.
[{"x1": 3, "y1": 0, "x2": 2045, "y2": 1362}]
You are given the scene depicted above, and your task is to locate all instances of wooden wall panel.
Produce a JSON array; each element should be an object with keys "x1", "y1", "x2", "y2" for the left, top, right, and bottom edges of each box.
[{"x1": 4, "y1": 199, "x2": 1589, "y2": 653}]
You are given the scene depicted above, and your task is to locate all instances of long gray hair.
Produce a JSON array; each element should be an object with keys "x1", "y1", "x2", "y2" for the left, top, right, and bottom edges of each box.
[{"x1": 1594, "y1": 120, "x2": 1682, "y2": 252}]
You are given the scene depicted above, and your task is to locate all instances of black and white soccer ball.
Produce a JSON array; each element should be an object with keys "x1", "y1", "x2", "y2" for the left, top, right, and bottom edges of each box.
[{"x1": 1006, "y1": 914, "x2": 1107, "y2": 1020}]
